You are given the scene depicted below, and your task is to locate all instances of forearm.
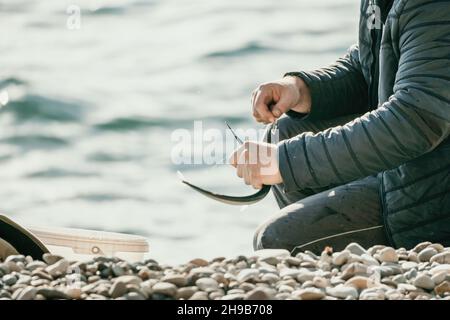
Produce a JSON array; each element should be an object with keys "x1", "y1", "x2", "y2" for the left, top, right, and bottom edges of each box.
[
  {"x1": 286, "y1": 45, "x2": 369, "y2": 120},
  {"x1": 278, "y1": 96, "x2": 449, "y2": 191}
]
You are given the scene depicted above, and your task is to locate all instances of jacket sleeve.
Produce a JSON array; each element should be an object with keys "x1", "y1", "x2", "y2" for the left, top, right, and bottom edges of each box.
[
  {"x1": 278, "y1": 0, "x2": 450, "y2": 191},
  {"x1": 285, "y1": 45, "x2": 369, "y2": 120}
]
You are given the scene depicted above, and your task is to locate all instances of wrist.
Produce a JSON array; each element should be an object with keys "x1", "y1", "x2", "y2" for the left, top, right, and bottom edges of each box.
[{"x1": 284, "y1": 75, "x2": 311, "y2": 114}]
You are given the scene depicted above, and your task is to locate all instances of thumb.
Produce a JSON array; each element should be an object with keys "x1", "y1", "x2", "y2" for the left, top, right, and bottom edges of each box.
[{"x1": 271, "y1": 96, "x2": 290, "y2": 118}]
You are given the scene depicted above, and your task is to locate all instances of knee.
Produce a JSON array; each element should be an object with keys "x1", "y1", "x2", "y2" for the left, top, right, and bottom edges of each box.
[{"x1": 253, "y1": 219, "x2": 289, "y2": 251}]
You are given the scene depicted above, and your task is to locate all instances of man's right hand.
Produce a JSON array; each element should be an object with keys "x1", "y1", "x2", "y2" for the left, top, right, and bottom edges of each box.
[{"x1": 251, "y1": 76, "x2": 311, "y2": 124}]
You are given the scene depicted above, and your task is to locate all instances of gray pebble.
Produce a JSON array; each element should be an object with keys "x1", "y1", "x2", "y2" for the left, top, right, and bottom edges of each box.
[
  {"x1": 418, "y1": 247, "x2": 438, "y2": 262},
  {"x1": 2, "y1": 274, "x2": 17, "y2": 286},
  {"x1": 42, "y1": 254, "x2": 63, "y2": 266},
  {"x1": 109, "y1": 280, "x2": 127, "y2": 298},
  {"x1": 413, "y1": 274, "x2": 435, "y2": 290},
  {"x1": 152, "y1": 282, "x2": 177, "y2": 297}
]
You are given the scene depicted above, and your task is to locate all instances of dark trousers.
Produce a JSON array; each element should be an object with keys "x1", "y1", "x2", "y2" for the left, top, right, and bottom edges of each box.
[{"x1": 254, "y1": 114, "x2": 389, "y2": 254}]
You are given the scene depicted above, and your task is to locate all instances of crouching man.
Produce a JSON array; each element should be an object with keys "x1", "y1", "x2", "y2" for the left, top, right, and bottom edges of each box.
[{"x1": 230, "y1": 0, "x2": 450, "y2": 254}]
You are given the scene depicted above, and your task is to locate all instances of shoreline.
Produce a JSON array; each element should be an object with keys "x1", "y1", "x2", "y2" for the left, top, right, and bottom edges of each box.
[{"x1": 1, "y1": 242, "x2": 449, "y2": 300}]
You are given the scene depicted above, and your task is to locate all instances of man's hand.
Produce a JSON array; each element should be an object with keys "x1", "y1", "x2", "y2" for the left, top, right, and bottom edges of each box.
[
  {"x1": 229, "y1": 141, "x2": 283, "y2": 189},
  {"x1": 251, "y1": 76, "x2": 311, "y2": 123}
]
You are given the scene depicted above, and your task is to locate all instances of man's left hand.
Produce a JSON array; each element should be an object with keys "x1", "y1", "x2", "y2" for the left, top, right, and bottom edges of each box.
[{"x1": 229, "y1": 141, "x2": 283, "y2": 189}]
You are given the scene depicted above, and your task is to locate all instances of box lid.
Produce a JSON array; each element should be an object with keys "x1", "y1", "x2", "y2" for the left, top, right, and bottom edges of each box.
[{"x1": 27, "y1": 226, "x2": 149, "y2": 256}]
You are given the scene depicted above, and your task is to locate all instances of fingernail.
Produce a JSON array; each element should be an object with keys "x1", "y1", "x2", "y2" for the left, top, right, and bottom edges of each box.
[{"x1": 273, "y1": 109, "x2": 281, "y2": 117}]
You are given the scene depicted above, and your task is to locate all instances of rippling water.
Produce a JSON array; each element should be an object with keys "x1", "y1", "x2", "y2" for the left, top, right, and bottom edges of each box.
[{"x1": 0, "y1": 0, "x2": 358, "y2": 263}]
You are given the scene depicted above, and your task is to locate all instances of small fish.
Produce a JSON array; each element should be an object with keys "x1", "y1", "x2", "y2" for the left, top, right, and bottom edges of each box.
[{"x1": 179, "y1": 121, "x2": 276, "y2": 205}]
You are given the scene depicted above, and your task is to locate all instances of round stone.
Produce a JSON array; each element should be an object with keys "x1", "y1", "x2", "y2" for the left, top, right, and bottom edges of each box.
[
  {"x1": 65, "y1": 287, "x2": 82, "y2": 299},
  {"x1": 45, "y1": 259, "x2": 70, "y2": 277},
  {"x1": 413, "y1": 274, "x2": 435, "y2": 290},
  {"x1": 418, "y1": 247, "x2": 438, "y2": 262},
  {"x1": 312, "y1": 276, "x2": 329, "y2": 288},
  {"x1": 189, "y1": 258, "x2": 209, "y2": 267},
  {"x1": 297, "y1": 271, "x2": 316, "y2": 283},
  {"x1": 188, "y1": 291, "x2": 208, "y2": 300},
  {"x1": 345, "y1": 243, "x2": 367, "y2": 256},
  {"x1": 341, "y1": 262, "x2": 369, "y2": 280},
  {"x1": 196, "y1": 278, "x2": 219, "y2": 292},
  {"x1": 398, "y1": 283, "x2": 419, "y2": 293},
  {"x1": 254, "y1": 249, "x2": 290, "y2": 264},
  {"x1": 278, "y1": 285, "x2": 294, "y2": 293},
  {"x1": 114, "y1": 275, "x2": 142, "y2": 286},
  {"x1": 175, "y1": 286, "x2": 198, "y2": 300},
  {"x1": 401, "y1": 261, "x2": 418, "y2": 271},
  {"x1": 279, "y1": 268, "x2": 301, "y2": 278},
  {"x1": 42, "y1": 254, "x2": 63, "y2": 266},
  {"x1": 393, "y1": 274, "x2": 407, "y2": 284},
  {"x1": 152, "y1": 282, "x2": 177, "y2": 297},
  {"x1": 292, "y1": 288, "x2": 325, "y2": 300},
  {"x1": 285, "y1": 257, "x2": 301, "y2": 266},
  {"x1": 162, "y1": 274, "x2": 187, "y2": 287},
  {"x1": 244, "y1": 288, "x2": 274, "y2": 300},
  {"x1": 2, "y1": 274, "x2": 17, "y2": 286},
  {"x1": 111, "y1": 265, "x2": 125, "y2": 277},
  {"x1": 16, "y1": 287, "x2": 37, "y2": 300},
  {"x1": 221, "y1": 293, "x2": 246, "y2": 300},
  {"x1": 237, "y1": 269, "x2": 259, "y2": 282},
  {"x1": 408, "y1": 251, "x2": 420, "y2": 263},
  {"x1": 36, "y1": 288, "x2": 70, "y2": 300},
  {"x1": 429, "y1": 264, "x2": 450, "y2": 275},
  {"x1": 430, "y1": 252, "x2": 450, "y2": 264},
  {"x1": 428, "y1": 243, "x2": 445, "y2": 253},
  {"x1": 239, "y1": 282, "x2": 255, "y2": 292},
  {"x1": 109, "y1": 280, "x2": 127, "y2": 298},
  {"x1": 332, "y1": 251, "x2": 350, "y2": 266},
  {"x1": 326, "y1": 285, "x2": 358, "y2": 299},
  {"x1": 209, "y1": 291, "x2": 224, "y2": 300},
  {"x1": 377, "y1": 247, "x2": 398, "y2": 263},
  {"x1": 431, "y1": 271, "x2": 447, "y2": 285},
  {"x1": 345, "y1": 276, "x2": 372, "y2": 290},
  {"x1": 434, "y1": 281, "x2": 450, "y2": 296},
  {"x1": 412, "y1": 242, "x2": 432, "y2": 253},
  {"x1": 261, "y1": 273, "x2": 279, "y2": 284},
  {"x1": 25, "y1": 261, "x2": 47, "y2": 272}
]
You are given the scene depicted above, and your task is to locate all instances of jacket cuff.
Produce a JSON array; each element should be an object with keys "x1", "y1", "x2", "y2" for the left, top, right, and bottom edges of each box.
[
  {"x1": 277, "y1": 140, "x2": 302, "y2": 193},
  {"x1": 284, "y1": 71, "x2": 326, "y2": 119}
]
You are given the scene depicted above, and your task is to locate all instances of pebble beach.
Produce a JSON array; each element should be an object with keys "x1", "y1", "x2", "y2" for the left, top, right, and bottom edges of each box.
[{"x1": 1, "y1": 242, "x2": 450, "y2": 300}]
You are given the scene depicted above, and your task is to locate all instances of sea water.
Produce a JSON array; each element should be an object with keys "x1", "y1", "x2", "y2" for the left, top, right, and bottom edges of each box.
[{"x1": 0, "y1": 0, "x2": 358, "y2": 263}]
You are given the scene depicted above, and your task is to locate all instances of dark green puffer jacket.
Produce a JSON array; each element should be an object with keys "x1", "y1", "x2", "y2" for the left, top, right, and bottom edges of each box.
[{"x1": 279, "y1": 0, "x2": 450, "y2": 248}]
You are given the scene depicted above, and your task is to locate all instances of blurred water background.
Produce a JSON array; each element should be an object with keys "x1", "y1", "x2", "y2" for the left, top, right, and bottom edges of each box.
[{"x1": 0, "y1": 0, "x2": 359, "y2": 263}]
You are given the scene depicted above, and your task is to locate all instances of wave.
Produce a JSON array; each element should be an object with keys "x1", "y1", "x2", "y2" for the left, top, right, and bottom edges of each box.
[
  {"x1": 86, "y1": 152, "x2": 142, "y2": 162},
  {"x1": 0, "y1": 135, "x2": 69, "y2": 150},
  {"x1": 25, "y1": 168, "x2": 97, "y2": 179},
  {"x1": 204, "y1": 42, "x2": 275, "y2": 59},
  {"x1": 0, "y1": 94, "x2": 85, "y2": 123},
  {"x1": 73, "y1": 193, "x2": 148, "y2": 203},
  {"x1": 0, "y1": 77, "x2": 26, "y2": 89},
  {"x1": 84, "y1": 6, "x2": 127, "y2": 16},
  {"x1": 93, "y1": 114, "x2": 249, "y2": 132}
]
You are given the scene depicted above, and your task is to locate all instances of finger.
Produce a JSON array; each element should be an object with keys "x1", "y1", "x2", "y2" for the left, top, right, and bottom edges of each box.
[
  {"x1": 271, "y1": 95, "x2": 291, "y2": 119},
  {"x1": 243, "y1": 165, "x2": 252, "y2": 185},
  {"x1": 229, "y1": 149, "x2": 238, "y2": 168},
  {"x1": 237, "y1": 163, "x2": 243, "y2": 178},
  {"x1": 251, "y1": 89, "x2": 257, "y2": 105},
  {"x1": 238, "y1": 150, "x2": 248, "y2": 180},
  {"x1": 250, "y1": 166, "x2": 262, "y2": 189},
  {"x1": 254, "y1": 90, "x2": 276, "y2": 123},
  {"x1": 228, "y1": 144, "x2": 245, "y2": 168},
  {"x1": 252, "y1": 182, "x2": 263, "y2": 190}
]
